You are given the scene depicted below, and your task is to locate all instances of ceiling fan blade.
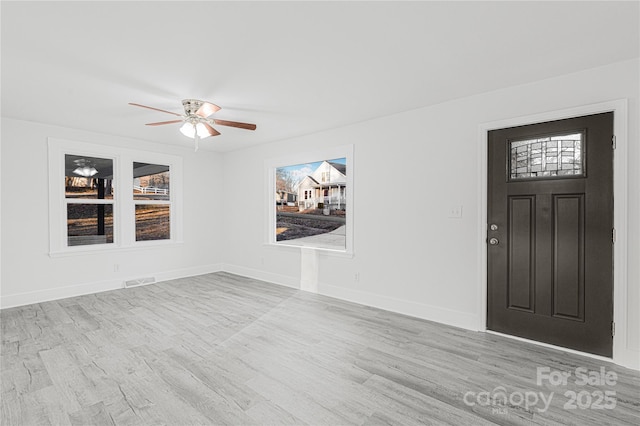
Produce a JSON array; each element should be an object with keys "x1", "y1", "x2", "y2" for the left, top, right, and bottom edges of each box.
[
  {"x1": 213, "y1": 119, "x2": 257, "y2": 131},
  {"x1": 202, "y1": 123, "x2": 221, "y2": 137},
  {"x1": 129, "y1": 102, "x2": 182, "y2": 117},
  {"x1": 145, "y1": 120, "x2": 183, "y2": 126},
  {"x1": 195, "y1": 101, "x2": 221, "y2": 118}
]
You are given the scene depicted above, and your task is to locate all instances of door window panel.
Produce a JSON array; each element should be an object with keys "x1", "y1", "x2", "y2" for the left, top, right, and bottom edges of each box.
[{"x1": 510, "y1": 133, "x2": 583, "y2": 180}]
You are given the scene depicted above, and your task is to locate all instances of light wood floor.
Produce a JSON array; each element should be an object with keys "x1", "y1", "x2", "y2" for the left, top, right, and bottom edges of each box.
[{"x1": 1, "y1": 272, "x2": 639, "y2": 425}]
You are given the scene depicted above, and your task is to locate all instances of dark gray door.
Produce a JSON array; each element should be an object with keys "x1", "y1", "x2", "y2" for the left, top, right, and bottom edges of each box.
[{"x1": 487, "y1": 112, "x2": 614, "y2": 357}]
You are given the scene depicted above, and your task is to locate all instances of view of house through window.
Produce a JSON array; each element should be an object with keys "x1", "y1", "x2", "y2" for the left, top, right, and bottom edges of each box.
[
  {"x1": 275, "y1": 157, "x2": 346, "y2": 250},
  {"x1": 65, "y1": 154, "x2": 115, "y2": 246},
  {"x1": 133, "y1": 162, "x2": 171, "y2": 241}
]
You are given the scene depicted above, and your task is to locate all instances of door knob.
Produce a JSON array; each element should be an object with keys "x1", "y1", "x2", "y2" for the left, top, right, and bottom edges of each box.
[{"x1": 489, "y1": 238, "x2": 499, "y2": 245}]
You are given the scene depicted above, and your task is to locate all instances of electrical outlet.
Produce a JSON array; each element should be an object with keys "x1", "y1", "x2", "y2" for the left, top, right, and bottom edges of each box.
[
  {"x1": 113, "y1": 264, "x2": 120, "y2": 272},
  {"x1": 355, "y1": 272, "x2": 360, "y2": 282},
  {"x1": 448, "y1": 205, "x2": 463, "y2": 218}
]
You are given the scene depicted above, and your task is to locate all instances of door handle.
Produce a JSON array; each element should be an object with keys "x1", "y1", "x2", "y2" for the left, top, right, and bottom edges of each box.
[{"x1": 489, "y1": 238, "x2": 499, "y2": 245}]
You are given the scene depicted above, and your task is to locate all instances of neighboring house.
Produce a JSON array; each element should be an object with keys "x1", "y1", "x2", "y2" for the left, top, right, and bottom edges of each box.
[{"x1": 297, "y1": 160, "x2": 346, "y2": 211}]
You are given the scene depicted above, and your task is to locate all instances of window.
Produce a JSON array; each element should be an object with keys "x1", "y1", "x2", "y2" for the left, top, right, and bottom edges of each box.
[
  {"x1": 65, "y1": 154, "x2": 115, "y2": 246},
  {"x1": 266, "y1": 144, "x2": 354, "y2": 255},
  {"x1": 510, "y1": 132, "x2": 584, "y2": 180},
  {"x1": 48, "y1": 139, "x2": 182, "y2": 255},
  {"x1": 133, "y1": 162, "x2": 171, "y2": 241}
]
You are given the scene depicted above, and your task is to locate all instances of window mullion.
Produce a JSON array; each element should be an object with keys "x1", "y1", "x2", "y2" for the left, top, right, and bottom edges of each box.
[
  {"x1": 133, "y1": 200, "x2": 171, "y2": 206},
  {"x1": 119, "y1": 157, "x2": 133, "y2": 246},
  {"x1": 66, "y1": 199, "x2": 114, "y2": 205}
]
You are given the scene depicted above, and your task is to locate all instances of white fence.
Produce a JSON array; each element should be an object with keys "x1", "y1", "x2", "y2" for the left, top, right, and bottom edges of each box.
[{"x1": 133, "y1": 185, "x2": 168, "y2": 195}]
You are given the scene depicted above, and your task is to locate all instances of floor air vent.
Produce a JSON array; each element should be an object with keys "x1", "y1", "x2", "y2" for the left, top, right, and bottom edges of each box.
[{"x1": 124, "y1": 277, "x2": 156, "y2": 288}]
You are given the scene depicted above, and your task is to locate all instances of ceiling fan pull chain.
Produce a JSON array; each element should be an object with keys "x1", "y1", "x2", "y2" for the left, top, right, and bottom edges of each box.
[{"x1": 194, "y1": 133, "x2": 200, "y2": 152}]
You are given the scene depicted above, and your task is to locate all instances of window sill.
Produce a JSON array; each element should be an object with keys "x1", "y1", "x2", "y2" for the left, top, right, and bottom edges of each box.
[{"x1": 49, "y1": 240, "x2": 184, "y2": 258}]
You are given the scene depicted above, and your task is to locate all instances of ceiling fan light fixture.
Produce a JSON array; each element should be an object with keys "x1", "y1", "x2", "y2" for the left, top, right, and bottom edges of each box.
[
  {"x1": 195, "y1": 122, "x2": 212, "y2": 139},
  {"x1": 180, "y1": 121, "x2": 212, "y2": 139},
  {"x1": 179, "y1": 121, "x2": 196, "y2": 138},
  {"x1": 72, "y1": 159, "x2": 98, "y2": 177},
  {"x1": 73, "y1": 165, "x2": 98, "y2": 177}
]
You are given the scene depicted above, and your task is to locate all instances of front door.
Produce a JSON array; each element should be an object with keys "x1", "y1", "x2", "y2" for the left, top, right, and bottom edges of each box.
[{"x1": 487, "y1": 112, "x2": 614, "y2": 357}]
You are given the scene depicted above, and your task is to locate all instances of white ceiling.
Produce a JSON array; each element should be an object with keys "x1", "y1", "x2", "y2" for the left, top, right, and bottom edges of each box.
[{"x1": 2, "y1": 1, "x2": 638, "y2": 152}]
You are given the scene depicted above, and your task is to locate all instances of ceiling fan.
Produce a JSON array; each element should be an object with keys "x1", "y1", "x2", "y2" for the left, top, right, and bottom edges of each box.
[{"x1": 129, "y1": 99, "x2": 256, "y2": 151}]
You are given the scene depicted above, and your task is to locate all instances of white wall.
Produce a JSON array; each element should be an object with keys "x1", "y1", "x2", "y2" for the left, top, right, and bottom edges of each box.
[
  {"x1": 221, "y1": 59, "x2": 639, "y2": 369},
  {"x1": 1, "y1": 118, "x2": 224, "y2": 307},
  {"x1": 1, "y1": 59, "x2": 637, "y2": 369}
]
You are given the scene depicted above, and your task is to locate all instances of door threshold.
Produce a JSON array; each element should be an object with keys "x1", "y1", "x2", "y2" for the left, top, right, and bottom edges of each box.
[{"x1": 486, "y1": 330, "x2": 614, "y2": 364}]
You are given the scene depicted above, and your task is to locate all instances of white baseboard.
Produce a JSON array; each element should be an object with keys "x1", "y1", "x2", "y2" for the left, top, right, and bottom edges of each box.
[
  {"x1": 222, "y1": 264, "x2": 300, "y2": 289},
  {"x1": 2, "y1": 264, "x2": 636, "y2": 371},
  {"x1": 1, "y1": 278, "x2": 123, "y2": 309},
  {"x1": 221, "y1": 264, "x2": 478, "y2": 332},
  {"x1": 0, "y1": 263, "x2": 224, "y2": 309},
  {"x1": 222, "y1": 267, "x2": 639, "y2": 370},
  {"x1": 318, "y1": 281, "x2": 480, "y2": 331},
  {"x1": 155, "y1": 263, "x2": 224, "y2": 283}
]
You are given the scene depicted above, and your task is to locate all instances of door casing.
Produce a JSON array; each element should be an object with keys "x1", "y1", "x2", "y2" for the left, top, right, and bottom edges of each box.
[{"x1": 477, "y1": 100, "x2": 630, "y2": 367}]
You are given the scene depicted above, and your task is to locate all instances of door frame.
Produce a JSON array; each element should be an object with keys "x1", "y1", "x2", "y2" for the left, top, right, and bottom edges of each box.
[{"x1": 477, "y1": 99, "x2": 631, "y2": 368}]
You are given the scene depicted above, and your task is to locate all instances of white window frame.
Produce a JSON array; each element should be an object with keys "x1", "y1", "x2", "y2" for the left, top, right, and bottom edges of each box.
[
  {"x1": 48, "y1": 138, "x2": 183, "y2": 256},
  {"x1": 265, "y1": 144, "x2": 354, "y2": 256}
]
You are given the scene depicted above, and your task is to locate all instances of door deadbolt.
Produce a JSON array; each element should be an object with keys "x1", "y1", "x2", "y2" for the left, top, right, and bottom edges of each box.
[
  {"x1": 489, "y1": 238, "x2": 499, "y2": 245},
  {"x1": 490, "y1": 224, "x2": 498, "y2": 231}
]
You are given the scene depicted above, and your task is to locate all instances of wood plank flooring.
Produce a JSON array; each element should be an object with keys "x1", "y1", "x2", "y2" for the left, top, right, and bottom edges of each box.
[{"x1": 1, "y1": 272, "x2": 639, "y2": 425}]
